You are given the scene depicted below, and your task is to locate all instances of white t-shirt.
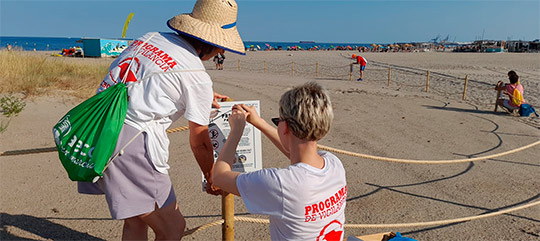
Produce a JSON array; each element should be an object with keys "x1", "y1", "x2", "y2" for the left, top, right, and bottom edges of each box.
[
  {"x1": 97, "y1": 32, "x2": 213, "y2": 174},
  {"x1": 237, "y1": 151, "x2": 347, "y2": 241}
]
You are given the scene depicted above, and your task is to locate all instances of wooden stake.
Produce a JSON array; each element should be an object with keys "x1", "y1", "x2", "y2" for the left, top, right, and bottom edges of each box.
[
  {"x1": 349, "y1": 63, "x2": 353, "y2": 81},
  {"x1": 222, "y1": 193, "x2": 234, "y2": 241},
  {"x1": 316, "y1": 62, "x2": 319, "y2": 77},
  {"x1": 494, "y1": 89, "x2": 502, "y2": 112},
  {"x1": 237, "y1": 60, "x2": 240, "y2": 71},
  {"x1": 426, "y1": 70, "x2": 430, "y2": 92},
  {"x1": 462, "y1": 75, "x2": 469, "y2": 100},
  {"x1": 264, "y1": 61, "x2": 266, "y2": 73},
  {"x1": 291, "y1": 61, "x2": 294, "y2": 75},
  {"x1": 388, "y1": 66, "x2": 391, "y2": 86}
]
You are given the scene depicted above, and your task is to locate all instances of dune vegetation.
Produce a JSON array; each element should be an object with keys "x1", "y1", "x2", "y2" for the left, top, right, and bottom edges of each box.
[{"x1": 0, "y1": 49, "x2": 111, "y2": 99}]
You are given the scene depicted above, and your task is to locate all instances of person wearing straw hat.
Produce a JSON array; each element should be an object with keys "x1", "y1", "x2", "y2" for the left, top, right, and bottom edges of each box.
[{"x1": 77, "y1": 0, "x2": 245, "y2": 239}]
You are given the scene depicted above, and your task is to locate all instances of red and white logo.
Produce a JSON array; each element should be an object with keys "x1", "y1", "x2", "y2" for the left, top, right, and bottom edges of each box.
[
  {"x1": 110, "y1": 57, "x2": 140, "y2": 84},
  {"x1": 317, "y1": 220, "x2": 343, "y2": 241}
]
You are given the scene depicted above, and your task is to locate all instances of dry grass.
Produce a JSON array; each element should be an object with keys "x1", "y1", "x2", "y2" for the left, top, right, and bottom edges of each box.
[{"x1": 0, "y1": 49, "x2": 112, "y2": 99}]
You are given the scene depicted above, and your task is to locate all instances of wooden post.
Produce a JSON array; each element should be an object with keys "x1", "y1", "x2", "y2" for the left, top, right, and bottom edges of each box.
[
  {"x1": 494, "y1": 89, "x2": 502, "y2": 112},
  {"x1": 222, "y1": 193, "x2": 234, "y2": 241},
  {"x1": 426, "y1": 70, "x2": 430, "y2": 92},
  {"x1": 462, "y1": 75, "x2": 469, "y2": 100},
  {"x1": 264, "y1": 61, "x2": 266, "y2": 73},
  {"x1": 316, "y1": 62, "x2": 319, "y2": 77},
  {"x1": 349, "y1": 63, "x2": 353, "y2": 81},
  {"x1": 387, "y1": 66, "x2": 391, "y2": 86},
  {"x1": 237, "y1": 60, "x2": 240, "y2": 71},
  {"x1": 291, "y1": 61, "x2": 294, "y2": 75}
]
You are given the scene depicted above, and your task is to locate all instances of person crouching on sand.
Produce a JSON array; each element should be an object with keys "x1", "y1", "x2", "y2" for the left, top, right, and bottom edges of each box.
[
  {"x1": 495, "y1": 70, "x2": 526, "y2": 114},
  {"x1": 213, "y1": 82, "x2": 347, "y2": 240}
]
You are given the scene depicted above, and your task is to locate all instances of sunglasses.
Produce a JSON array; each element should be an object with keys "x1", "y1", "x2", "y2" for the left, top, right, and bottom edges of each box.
[{"x1": 271, "y1": 117, "x2": 284, "y2": 126}]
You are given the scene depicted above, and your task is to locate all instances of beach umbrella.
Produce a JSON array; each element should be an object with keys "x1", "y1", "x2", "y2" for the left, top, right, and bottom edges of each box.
[{"x1": 256, "y1": 45, "x2": 261, "y2": 50}]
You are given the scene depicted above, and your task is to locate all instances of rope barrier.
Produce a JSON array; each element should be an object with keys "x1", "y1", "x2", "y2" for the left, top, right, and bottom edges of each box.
[
  {"x1": 213, "y1": 59, "x2": 526, "y2": 103},
  {"x1": 184, "y1": 219, "x2": 224, "y2": 236},
  {"x1": 2, "y1": 126, "x2": 538, "y2": 162},
  {"x1": 181, "y1": 199, "x2": 540, "y2": 237},
  {"x1": 0, "y1": 147, "x2": 57, "y2": 156},
  {"x1": 343, "y1": 199, "x2": 540, "y2": 228},
  {"x1": 166, "y1": 125, "x2": 189, "y2": 133},
  {"x1": 317, "y1": 140, "x2": 540, "y2": 164}
]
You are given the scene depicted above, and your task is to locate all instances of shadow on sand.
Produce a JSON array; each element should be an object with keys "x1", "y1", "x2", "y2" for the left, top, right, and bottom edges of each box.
[{"x1": 1, "y1": 213, "x2": 105, "y2": 240}]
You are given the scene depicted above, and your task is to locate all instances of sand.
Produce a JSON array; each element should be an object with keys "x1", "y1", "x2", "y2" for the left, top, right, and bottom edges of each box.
[{"x1": 1, "y1": 51, "x2": 539, "y2": 240}]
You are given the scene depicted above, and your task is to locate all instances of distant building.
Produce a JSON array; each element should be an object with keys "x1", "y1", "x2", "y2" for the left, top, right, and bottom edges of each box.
[
  {"x1": 507, "y1": 40, "x2": 540, "y2": 52},
  {"x1": 82, "y1": 38, "x2": 129, "y2": 57},
  {"x1": 474, "y1": 40, "x2": 505, "y2": 53}
]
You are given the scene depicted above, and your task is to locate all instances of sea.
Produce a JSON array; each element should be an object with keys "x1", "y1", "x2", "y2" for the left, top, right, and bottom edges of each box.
[{"x1": 0, "y1": 36, "x2": 373, "y2": 52}]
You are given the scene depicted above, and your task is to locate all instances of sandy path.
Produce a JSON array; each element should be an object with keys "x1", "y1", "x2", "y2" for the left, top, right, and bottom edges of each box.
[{"x1": 1, "y1": 51, "x2": 539, "y2": 240}]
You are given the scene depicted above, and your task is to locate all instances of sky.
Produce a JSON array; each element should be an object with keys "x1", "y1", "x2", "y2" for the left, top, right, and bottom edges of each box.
[{"x1": 1, "y1": 0, "x2": 539, "y2": 44}]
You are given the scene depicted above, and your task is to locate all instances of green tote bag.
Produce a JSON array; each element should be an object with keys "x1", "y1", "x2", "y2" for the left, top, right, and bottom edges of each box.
[
  {"x1": 52, "y1": 82, "x2": 128, "y2": 182},
  {"x1": 53, "y1": 33, "x2": 157, "y2": 182}
]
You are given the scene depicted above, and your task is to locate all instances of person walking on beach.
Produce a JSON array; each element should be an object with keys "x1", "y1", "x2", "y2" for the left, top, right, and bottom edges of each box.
[
  {"x1": 495, "y1": 70, "x2": 525, "y2": 114},
  {"x1": 213, "y1": 52, "x2": 225, "y2": 70},
  {"x1": 217, "y1": 52, "x2": 225, "y2": 70},
  {"x1": 213, "y1": 82, "x2": 347, "y2": 240},
  {"x1": 352, "y1": 54, "x2": 367, "y2": 81},
  {"x1": 77, "y1": 0, "x2": 245, "y2": 240}
]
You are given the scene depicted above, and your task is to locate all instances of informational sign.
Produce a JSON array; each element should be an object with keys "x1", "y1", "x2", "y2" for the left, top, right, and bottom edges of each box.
[{"x1": 202, "y1": 100, "x2": 262, "y2": 191}]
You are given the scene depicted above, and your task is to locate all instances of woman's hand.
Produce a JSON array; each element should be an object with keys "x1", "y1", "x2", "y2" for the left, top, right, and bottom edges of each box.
[
  {"x1": 238, "y1": 104, "x2": 263, "y2": 127},
  {"x1": 229, "y1": 105, "x2": 248, "y2": 133},
  {"x1": 212, "y1": 92, "x2": 230, "y2": 108}
]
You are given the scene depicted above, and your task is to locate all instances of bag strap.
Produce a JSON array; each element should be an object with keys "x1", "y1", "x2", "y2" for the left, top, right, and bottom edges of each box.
[
  {"x1": 122, "y1": 32, "x2": 207, "y2": 84},
  {"x1": 93, "y1": 120, "x2": 155, "y2": 183},
  {"x1": 121, "y1": 32, "x2": 159, "y2": 84},
  {"x1": 504, "y1": 86, "x2": 526, "y2": 104},
  {"x1": 533, "y1": 107, "x2": 540, "y2": 117}
]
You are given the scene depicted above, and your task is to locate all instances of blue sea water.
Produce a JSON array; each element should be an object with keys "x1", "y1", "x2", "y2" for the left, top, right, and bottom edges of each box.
[
  {"x1": 0, "y1": 36, "x2": 373, "y2": 52},
  {"x1": 0, "y1": 36, "x2": 83, "y2": 51}
]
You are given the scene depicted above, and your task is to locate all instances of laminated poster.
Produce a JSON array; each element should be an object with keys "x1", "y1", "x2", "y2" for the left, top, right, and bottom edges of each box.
[{"x1": 202, "y1": 100, "x2": 262, "y2": 191}]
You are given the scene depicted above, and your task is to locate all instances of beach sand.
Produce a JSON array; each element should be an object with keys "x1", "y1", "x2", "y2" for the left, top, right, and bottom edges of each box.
[{"x1": 1, "y1": 51, "x2": 539, "y2": 240}]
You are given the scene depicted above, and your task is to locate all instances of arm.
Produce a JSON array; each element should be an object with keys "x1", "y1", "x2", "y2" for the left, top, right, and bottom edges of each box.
[
  {"x1": 239, "y1": 104, "x2": 290, "y2": 158},
  {"x1": 495, "y1": 81, "x2": 506, "y2": 91},
  {"x1": 189, "y1": 121, "x2": 222, "y2": 195},
  {"x1": 212, "y1": 109, "x2": 245, "y2": 196}
]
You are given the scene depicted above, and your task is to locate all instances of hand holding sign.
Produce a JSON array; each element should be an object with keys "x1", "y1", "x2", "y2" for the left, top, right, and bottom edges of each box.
[{"x1": 202, "y1": 101, "x2": 262, "y2": 191}]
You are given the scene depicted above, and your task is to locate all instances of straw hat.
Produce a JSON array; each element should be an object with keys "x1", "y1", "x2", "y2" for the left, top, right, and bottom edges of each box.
[{"x1": 167, "y1": 0, "x2": 246, "y2": 55}]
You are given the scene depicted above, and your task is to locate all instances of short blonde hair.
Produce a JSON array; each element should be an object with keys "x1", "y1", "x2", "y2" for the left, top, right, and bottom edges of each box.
[{"x1": 279, "y1": 82, "x2": 333, "y2": 141}]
